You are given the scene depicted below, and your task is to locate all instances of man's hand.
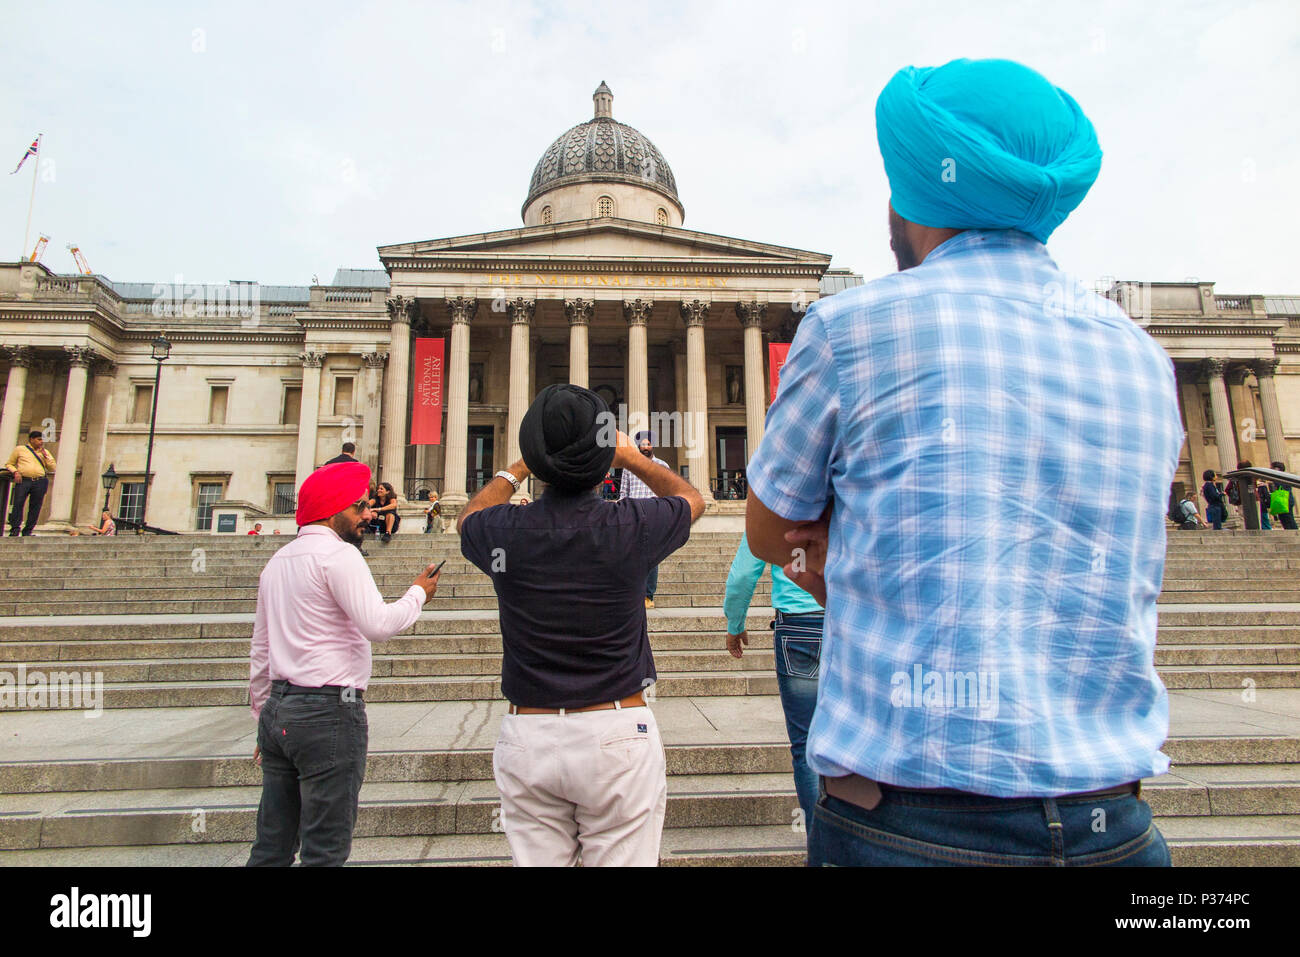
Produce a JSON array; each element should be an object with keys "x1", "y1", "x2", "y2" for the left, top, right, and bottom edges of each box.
[
  {"x1": 782, "y1": 518, "x2": 829, "y2": 606},
  {"x1": 612, "y1": 430, "x2": 639, "y2": 470},
  {"x1": 726, "y1": 631, "x2": 749, "y2": 659},
  {"x1": 414, "y1": 563, "x2": 442, "y2": 602},
  {"x1": 253, "y1": 745, "x2": 261, "y2": 767}
]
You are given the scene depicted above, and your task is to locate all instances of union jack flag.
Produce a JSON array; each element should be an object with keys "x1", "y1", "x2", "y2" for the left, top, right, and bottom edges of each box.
[{"x1": 11, "y1": 137, "x2": 38, "y2": 175}]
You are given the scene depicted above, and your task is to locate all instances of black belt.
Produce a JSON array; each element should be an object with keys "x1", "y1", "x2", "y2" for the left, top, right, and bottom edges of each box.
[
  {"x1": 271, "y1": 680, "x2": 363, "y2": 701},
  {"x1": 824, "y1": 773, "x2": 1138, "y2": 812}
]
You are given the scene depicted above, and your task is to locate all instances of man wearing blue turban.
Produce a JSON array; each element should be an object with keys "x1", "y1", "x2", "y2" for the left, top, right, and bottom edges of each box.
[{"x1": 745, "y1": 59, "x2": 1183, "y2": 866}]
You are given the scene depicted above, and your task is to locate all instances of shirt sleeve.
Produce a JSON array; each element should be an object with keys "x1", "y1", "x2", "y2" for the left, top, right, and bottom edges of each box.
[
  {"x1": 323, "y1": 545, "x2": 425, "y2": 642},
  {"x1": 459, "y1": 508, "x2": 494, "y2": 572},
  {"x1": 249, "y1": 584, "x2": 271, "y2": 719},
  {"x1": 640, "y1": 495, "x2": 692, "y2": 567},
  {"x1": 3, "y1": 449, "x2": 18, "y2": 471},
  {"x1": 723, "y1": 535, "x2": 766, "y2": 635},
  {"x1": 745, "y1": 305, "x2": 839, "y2": 521}
]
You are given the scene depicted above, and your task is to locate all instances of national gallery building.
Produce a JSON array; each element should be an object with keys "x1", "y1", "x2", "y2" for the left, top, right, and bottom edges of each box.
[{"x1": 1, "y1": 83, "x2": 1298, "y2": 534}]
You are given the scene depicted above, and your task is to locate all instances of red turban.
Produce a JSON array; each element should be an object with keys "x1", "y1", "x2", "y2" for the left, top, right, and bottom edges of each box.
[{"x1": 296, "y1": 461, "x2": 372, "y2": 526}]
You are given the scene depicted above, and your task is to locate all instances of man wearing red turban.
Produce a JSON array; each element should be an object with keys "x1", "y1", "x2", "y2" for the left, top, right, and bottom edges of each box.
[{"x1": 246, "y1": 461, "x2": 442, "y2": 866}]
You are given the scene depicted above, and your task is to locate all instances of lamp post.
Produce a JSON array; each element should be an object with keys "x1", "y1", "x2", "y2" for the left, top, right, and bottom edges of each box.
[
  {"x1": 100, "y1": 462, "x2": 118, "y2": 515},
  {"x1": 137, "y1": 333, "x2": 170, "y2": 533}
]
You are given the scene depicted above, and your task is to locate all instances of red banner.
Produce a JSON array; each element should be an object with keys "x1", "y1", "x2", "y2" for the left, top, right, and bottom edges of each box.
[
  {"x1": 411, "y1": 338, "x2": 445, "y2": 445},
  {"x1": 768, "y1": 342, "x2": 791, "y2": 403}
]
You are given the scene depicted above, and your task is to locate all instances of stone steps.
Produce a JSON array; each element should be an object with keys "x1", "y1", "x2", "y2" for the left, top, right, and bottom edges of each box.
[
  {"x1": 4, "y1": 530, "x2": 1299, "y2": 866},
  {"x1": 7, "y1": 629, "x2": 1299, "y2": 663},
  {"x1": 5, "y1": 592, "x2": 1297, "y2": 616},
  {"x1": 2, "y1": 763, "x2": 1296, "y2": 865},
  {"x1": 11, "y1": 665, "x2": 1300, "y2": 711},
  {"x1": 0, "y1": 826, "x2": 809, "y2": 867},
  {"x1": 7, "y1": 643, "x2": 1299, "y2": 683}
]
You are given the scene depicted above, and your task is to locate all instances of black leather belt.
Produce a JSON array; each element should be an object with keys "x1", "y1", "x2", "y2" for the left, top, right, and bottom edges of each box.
[
  {"x1": 271, "y1": 680, "x2": 363, "y2": 701},
  {"x1": 824, "y1": 774, "x2": 1139, "y2": 812}
]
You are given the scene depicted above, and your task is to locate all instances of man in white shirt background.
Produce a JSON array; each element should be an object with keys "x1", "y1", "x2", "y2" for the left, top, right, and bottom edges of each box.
[{"x1": 618, "y1": 431, "x2": 671, "y2": 608}]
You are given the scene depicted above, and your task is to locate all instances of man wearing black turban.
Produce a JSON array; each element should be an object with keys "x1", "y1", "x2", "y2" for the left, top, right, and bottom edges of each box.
[{"x1": 457, "y1": 384, "x2": 705, "y2": 866}]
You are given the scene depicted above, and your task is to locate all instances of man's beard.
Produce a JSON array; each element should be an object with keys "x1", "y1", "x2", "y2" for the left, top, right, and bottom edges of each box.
[
  {"x1": 640, "y1": 447, "x2": 652, "y2": 458},
  {"x1": 888, "y1": 207, "x2": 921, "y2": 271},
  {"x1": 331, "y1": 512, "x2": 366, "y2": 545}
]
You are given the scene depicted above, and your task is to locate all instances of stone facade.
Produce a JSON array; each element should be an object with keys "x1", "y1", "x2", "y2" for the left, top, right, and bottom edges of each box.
[{"x1": 1, "y1": 85, "x2": 1297, "y2": 533}]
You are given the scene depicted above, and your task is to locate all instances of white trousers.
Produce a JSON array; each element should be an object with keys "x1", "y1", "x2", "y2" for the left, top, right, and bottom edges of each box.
[{"x1": 493, "y1": 706, "x2": 668, "y2": 866}]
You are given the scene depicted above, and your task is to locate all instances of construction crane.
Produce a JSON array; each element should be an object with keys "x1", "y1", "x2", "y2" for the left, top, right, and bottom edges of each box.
[
  {"x1": 67, "y1": 244, "x2": 93, "y2": 276},
  {"x1": 28, "y1": 234, "x2": 49, "y2": 263}
]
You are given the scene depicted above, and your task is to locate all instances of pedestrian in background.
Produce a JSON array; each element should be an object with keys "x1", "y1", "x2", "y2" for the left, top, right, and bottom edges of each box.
[{"x1": 4, "y1": 430, "x2": 55, "y2": 537}]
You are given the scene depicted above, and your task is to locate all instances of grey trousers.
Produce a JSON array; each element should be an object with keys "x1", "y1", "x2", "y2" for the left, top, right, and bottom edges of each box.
[{"x1": 246, "y1": 687, "x2": 368, "y2": 866}]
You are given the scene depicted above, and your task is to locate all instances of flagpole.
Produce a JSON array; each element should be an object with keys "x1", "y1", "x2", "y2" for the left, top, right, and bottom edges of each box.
[{"x1": 20, "y1": 134, "x2": 41, "y2": 262}]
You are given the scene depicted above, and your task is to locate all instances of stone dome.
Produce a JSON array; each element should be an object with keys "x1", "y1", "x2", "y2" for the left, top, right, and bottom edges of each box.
[{"x1": 523, "y1": 82, "x2": 683, "y2": 221}]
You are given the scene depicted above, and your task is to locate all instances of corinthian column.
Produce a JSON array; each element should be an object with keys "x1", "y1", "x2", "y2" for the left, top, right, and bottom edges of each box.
[
  {"x1": 1252, "y1": 358, "x2": 1289, "y2": 467},
  {"x1": 294, "y1": 351, "x2": 325, "y2": 488},
  {"x1": 565, "y1": 298, "x2": 593, "y2": 388},
  {"x1": 0, "y1": 346, "x2": 33, "y2": 459},
  {"x1": 360, "y1": 351, "x2": 388, "y2": 472},
  {"x1": 45, "y1": 346, "x2": 97, "y2": 526},
  {"x1": 505, "y1": 298, "x2": 535, "y2": 472},
  {"x1": 442, "y1": 296, "x2": 478, "y2": 506},
  {"x1": 623, "y1": 298, "x2": 653, "y2": 437},
  {"x1": 1201, "y1": 358, "x2": 1238, "y2": 472},
  {"x1": 680, "y1": 298, "x2": 711, "y2": 496},
  {"x1": 736, "y1": 301, "x2": 768, "y2": 459},
  {"x1": 380, "y1": 296, "x2": 419, "y2": 497}
]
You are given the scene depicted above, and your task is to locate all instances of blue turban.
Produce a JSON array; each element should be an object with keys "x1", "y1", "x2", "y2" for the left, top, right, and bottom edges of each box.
[{"x1": 876, "y1": 59, "x2": 1102, "y2": 243}]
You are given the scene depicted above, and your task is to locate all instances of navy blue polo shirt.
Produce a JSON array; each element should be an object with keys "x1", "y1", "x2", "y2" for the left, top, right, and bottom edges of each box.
[{"x1": 460, "y1": 489, "x2": 691, "y2": 708}]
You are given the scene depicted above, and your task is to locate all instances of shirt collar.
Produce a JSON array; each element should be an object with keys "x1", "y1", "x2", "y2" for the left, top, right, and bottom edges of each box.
[
  {"x1": 921, "y1": 228, "x2": 1043, "y2": 265},
  {"x1": 297, "y1": 524, "x2": 343, "y2": 541}
]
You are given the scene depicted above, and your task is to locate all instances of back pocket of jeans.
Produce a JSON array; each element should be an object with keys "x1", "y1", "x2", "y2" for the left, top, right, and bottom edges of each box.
[{"x1": 781, "y1": 637, "x2": 821, "y2": 679}]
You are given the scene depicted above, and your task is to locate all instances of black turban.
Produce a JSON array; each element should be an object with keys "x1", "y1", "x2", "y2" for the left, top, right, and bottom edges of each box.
[{"x1": 519, "y1": 384, "x2": 616, "y2": 493}]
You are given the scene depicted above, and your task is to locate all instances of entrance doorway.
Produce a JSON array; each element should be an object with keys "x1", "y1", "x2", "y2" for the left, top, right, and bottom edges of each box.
[
  {"x1": 467, "y1": 426, "x2": 494, "y2": 492},
  {"x1": 716, "y1": 427, "x2": 748, "y2": 499}
]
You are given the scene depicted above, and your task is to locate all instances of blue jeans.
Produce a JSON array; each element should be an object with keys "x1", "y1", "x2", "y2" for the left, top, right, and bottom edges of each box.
[
  {"x1": 1208, "y1": 504, "x2": 1223, "y2": 530},
  {"x1": 809, "y1": 782, "x2": 1171, "y2": 866},
  {"x1": 773, "y1": 611, "x2": 823, "y2": 828},
  {"x1": 645, "y1": 564, "x2": 659, "y2": 599}
]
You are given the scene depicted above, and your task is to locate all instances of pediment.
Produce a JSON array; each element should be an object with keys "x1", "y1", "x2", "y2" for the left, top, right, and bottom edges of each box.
[{"x1": 379, "y1": 218, "x2": 830, "y2": 269}]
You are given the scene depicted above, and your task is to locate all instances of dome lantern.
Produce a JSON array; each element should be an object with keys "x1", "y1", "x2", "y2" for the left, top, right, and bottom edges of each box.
[{"x1": 523, "y1": 82, "x2": 684, "y2": 227}]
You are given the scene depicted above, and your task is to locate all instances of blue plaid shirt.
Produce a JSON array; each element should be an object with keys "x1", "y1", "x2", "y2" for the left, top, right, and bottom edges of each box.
[{"x1": 747, "y1": 229, "x2": 1183, "y2": 796}]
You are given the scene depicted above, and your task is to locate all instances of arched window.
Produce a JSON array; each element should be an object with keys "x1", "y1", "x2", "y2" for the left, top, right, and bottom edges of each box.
[
  {"x1": 596, "y1": 195, "x2": 615, "y2": 218},
  {"x1": 655, "y1": 207, "x2": 668, "y2": 226},
  {"x1": 541, "y1": 205, "x2": 552, "y2": 225}
]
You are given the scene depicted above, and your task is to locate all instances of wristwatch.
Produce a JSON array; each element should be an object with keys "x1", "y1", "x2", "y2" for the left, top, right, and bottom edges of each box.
[{"x1": 494, "y1": 470, "x2": 521, "y2": 493}]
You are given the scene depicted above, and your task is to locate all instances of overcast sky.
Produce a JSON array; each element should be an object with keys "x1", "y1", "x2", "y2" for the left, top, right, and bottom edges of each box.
[{"x1": 2, "y1": 0, "x2": 1296, "y2": 294}]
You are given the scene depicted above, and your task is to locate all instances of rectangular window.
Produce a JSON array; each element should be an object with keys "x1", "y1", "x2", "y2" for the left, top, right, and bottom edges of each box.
[
  {"x1": 195, "y1": 482, "x2": 224, "y2": 531},
  {"x1": 132, "y1": 385, "x2": 154, "y2": 423},
  {"x1": 333, "y1": 377, "x2": 354, "y2": 416},
  {"x1": 282, "y1": 386, "x2": 301, "y2": 426},
  {"x1": 272, "y1": 481, "x2": 296, "y2": 515},
  {"x1": 209, "y1": 386, "x2": 229, "y2": 425},
  {"x1": 119, "y1": 482, "x2": 146, "y2": 524}
]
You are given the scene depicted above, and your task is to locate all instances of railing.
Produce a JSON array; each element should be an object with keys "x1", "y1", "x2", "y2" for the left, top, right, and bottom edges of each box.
[
  {"x1": 272, "y1": 490, "x2": 296, "y2": 515},
  {"x1": 1215, "y1": 296, "x2": 1252, "y2": 313},
  {"x1": 711, "y1": 471, "x2": 749, "y2": 500},
  {"x1": 36, "y1": 277, "x2": 84, "y2": 294},
  {"x1": 323, "y1": 290, "x2": 373, "y2": 303},
  {"x1": 404, "y1": 478, "x2": 440, "y2": 501}
]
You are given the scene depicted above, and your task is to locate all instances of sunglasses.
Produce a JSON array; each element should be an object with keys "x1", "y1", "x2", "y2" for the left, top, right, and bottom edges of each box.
[{"x1": 349, "y1": 497, "x2": 371, "y2": 511}]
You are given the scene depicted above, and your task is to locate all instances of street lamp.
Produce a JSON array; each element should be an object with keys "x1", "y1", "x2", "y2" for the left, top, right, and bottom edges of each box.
[
  {"x1": 137, "y1": 333, "x2": 171, "y2": 533},
  {"x1": 100, "y1": 462, "x2": 118, "y2": 515}
]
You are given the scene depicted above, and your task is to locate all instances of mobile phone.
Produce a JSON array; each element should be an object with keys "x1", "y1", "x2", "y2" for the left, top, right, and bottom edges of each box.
[{"x1": 426, "y1": 559, "x2": 447, "y2": 577}]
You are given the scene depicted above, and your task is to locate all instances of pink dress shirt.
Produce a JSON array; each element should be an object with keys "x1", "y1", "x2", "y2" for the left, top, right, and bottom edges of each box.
[{"x1": 249, "y1": 524, "x2": 425, "y2": 717}]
